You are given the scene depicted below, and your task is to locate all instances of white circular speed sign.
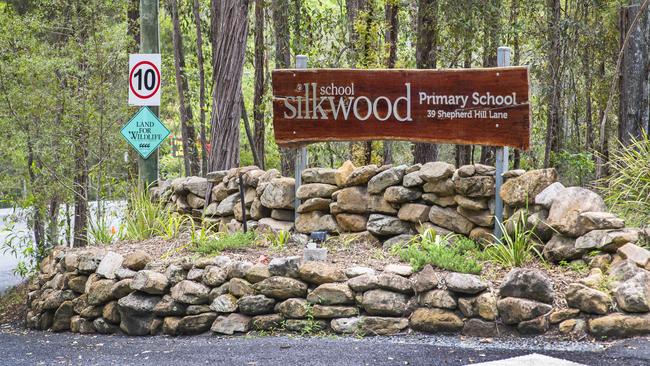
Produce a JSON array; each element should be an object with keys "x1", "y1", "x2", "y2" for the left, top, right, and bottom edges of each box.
[{"x1": 128, "y1": 54, "x2": 161, "y2": 106}]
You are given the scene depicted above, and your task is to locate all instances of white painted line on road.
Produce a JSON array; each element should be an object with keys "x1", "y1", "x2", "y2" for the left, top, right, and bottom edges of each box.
[{"x1": 467, "y1": 353, "x2": 586, "y2": 366}]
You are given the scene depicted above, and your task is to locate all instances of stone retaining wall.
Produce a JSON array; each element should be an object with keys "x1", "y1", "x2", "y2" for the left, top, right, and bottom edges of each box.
[{"x1": 25, "y1": 248, "x2": 650, "y2": 339}]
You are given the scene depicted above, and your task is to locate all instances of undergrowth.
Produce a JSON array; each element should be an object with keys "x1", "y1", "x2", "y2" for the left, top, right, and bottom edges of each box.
[
  {"x1": 484, "y1": 210, "x2": 544, "y2": 268},
  {"x1": 391, "y1": 229, "x2": 483, "y2": 274},
  {"x1": 192, "y1": 231, "x2": 259, "y2": 255}
]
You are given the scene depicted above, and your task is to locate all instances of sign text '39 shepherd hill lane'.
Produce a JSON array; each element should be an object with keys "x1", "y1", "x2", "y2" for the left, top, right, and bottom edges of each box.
[{"x1": 271, "y1": 68, "x2": 530, "y2": 150}]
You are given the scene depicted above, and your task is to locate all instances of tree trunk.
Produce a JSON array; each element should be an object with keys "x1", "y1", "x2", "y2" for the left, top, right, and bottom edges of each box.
[
  {"x1": 73, "y1": 122, "x2": 89, "y2": 248},
  {"x1": 511, "y1": 0, "x2": 521, "y2": 168},
  {"x1": 126, "y1": 0, "x2": 140, "y2": 177},
  {"x1": 619, "y1": 3, "x2": 650, "y2": 145},
  {"x1": 208, "y1": 0, "x2": 250, "y2": 171},
  {"x1": 272, "y1": 0, "x2": 296, "y2": 176},
  {"x1": 47, "y1": 197, "x2": 60, "y2": 248},
  {"x1": 413, "y1": 0, "x2": 439, "y2": 163},
  {"x1": 544, "y1": 0, "x2": 562, "y2": 168},
  {"x1": 192, "y1": 0, "x2": 208, "y2": 175},
  {"x1": 170, "y1": 0, "x2": 200, "y2": 176},
  {"x1": 253, "y1": 0, "x2": 266, "y2": 169},
  {"x1": 479, "y1": 0, "x2": 501, "y2": 166},
  {"x1": 382, "y1": 0, "x2": 398, "y2": 165},
  {"x1": 455, "y1": 50, "x2": 473, "y2": 167}
]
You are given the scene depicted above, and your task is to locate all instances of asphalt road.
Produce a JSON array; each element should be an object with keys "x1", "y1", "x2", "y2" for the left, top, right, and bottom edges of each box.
[{"x1": 1, "y1": 326, "x2": 649, "y2": 366}]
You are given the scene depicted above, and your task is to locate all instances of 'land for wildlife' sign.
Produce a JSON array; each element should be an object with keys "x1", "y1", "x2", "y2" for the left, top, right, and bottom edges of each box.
[
  {"x1": 121, "y1": 107, "x2": 170, "y2": 159},
  {"x1": 271, "y1": 67, "x2": 530, "y2": 150}
]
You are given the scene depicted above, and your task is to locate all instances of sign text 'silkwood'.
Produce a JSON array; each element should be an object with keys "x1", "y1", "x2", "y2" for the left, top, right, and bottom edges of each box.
[{"x1": 272, "y1": 68, "x2": 530, "y2": 149}]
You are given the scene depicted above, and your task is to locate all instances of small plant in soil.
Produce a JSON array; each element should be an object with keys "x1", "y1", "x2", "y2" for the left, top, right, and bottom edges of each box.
[
  {"x1": 300, "y1": 303, "x2": 324, "y2": 336},
  {"x1": 484, "y1": 210, "x2": 543, "y2": 268},
  {"x1": 391, "y1": 229, "x2": 483, "y2": 274},
  {"x1": 559, "y1": 260, "x2": 589, "y2": 275},
  {"x1": 193, "y1": 231, "x2": 259, "y2": 255},
  {"x1": 265, "y1": 230, "x2": 291, "y2": 251}
]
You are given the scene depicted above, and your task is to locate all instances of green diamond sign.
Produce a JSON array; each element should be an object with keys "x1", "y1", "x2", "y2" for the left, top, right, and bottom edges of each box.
[{"x1": 121, "y1": 107, "x2": 170, "y2": 159}]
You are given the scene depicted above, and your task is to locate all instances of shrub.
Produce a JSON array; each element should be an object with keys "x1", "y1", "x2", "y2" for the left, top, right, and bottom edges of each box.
[
  {"x1": 121, "y1": 184, "x2": 164, "y2": 240},
  {"x1": 484, "y1": 210, "x2": 543, "y2": 268},
  {"x1": 391, "y1": 229, "x2": 483, "y2": 274},
  {"x1": 599, "y1": 132, "x2": 650, "y2": 227},
  {"x1": 88, "y1": 216, "x2": 118, "y2": 245}
]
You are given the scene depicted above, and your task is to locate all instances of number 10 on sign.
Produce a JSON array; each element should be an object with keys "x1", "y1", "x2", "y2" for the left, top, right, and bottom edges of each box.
[{"x1": 128, "y1": 54, "x2": 161, "y2": 106}]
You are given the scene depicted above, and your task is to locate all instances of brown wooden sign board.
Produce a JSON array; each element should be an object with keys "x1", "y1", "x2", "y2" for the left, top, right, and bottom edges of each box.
[{"x1": 272, "y1": 67, "x2": 530, "y2": 150}]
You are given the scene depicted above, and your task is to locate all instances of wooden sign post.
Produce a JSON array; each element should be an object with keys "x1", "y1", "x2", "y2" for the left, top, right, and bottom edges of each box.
[{"x1": 272, "y1": 48, "x2": 531, "y2": 236}]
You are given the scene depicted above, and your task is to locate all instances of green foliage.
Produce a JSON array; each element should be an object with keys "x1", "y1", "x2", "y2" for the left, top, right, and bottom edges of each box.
[
  {"x1": 299, "y1": 303, "x2": 324, "y2": 336},
  {"x1": 0, "y1": 215, "x2": 45, "y2": 277},
  {"x1": 391, "y1": 229, "x2": 483, "y2": 274},
  {"x1": 552, "y1": 150, "x2": 595, "y2": 186},
  {"x1": 88, "y1": 216, "x2": 118, "y2": 245},
  {"x1": 265, "y1": 230, "x2": 291, "y2": 251},
  {"x1": 121, "y1": 185, "x2": 165, "y2": 241},
  {"x1": 156, "y1": 212, "x2": 190, "y2": 240},
  {"x1": 484, "y1": 211, "x2": 543, "y2": 268},
  {"x1": 558, "y1": 260, "x2": 589, "y2": 275},
  {"x1": 600, "y1": 133, "x2": 650, "y2": 227},
  {"x1": 193, "y1": 231, "x2": 259, "y2": 255}
]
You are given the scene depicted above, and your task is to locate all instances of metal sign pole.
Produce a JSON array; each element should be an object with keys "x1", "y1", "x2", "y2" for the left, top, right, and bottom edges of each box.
[
  {"x1": 494, "y1": 46, "x2": 512, "y2": 240},
  {"x1": 294, "y1": 55, "x2": 309, "y2": 218},
  {"x1": 139, "y1": 0, "x2": 160, "y2": 187}
]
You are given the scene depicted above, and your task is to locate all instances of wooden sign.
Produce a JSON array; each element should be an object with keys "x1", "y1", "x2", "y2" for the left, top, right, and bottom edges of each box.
[{"x1": 272, "y1": 67, "x2": 530, "y2": 150}]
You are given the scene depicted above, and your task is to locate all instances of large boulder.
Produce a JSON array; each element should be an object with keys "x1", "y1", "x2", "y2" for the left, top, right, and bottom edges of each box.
[
  {"x1": 497, "y1": 297, "x2": 552, "y2": 325},
  {"x1": 444, "y1": 273, "x2": 487, "y2": 295},
  {"x1": 211, "y1": 313, "x2": 252, "y2": 335},
  {"x1": 177, "y1": 313, "x2": 217, "y2": 335},
  {"x1": 366, "y1": 214, "x2": 412, "y2": 236},
  {"x1": 236, "y1": 295, "x2": 275, "y2": 315},
  {"x1": 614, "y1": 272, "x2": 650, "y2": 313},
  {"x1": 546, "y1": 187, "x2": 607, "y2": 237},
  {"x1": 575, "y1": 228, "x2": 641, "y2": 252},
  {"x1": 302, "y1": 167, "x2": 338, "y2": 185},
  {"x1": 335, "y1": 160, "x2": 355, "y2": 187},
  {"x1": 419, "y1": 162, "x2": 455, "y2": 182},
  {"x1": 367, "y1": 165, "x2": 407, "y2": 194},
  {"x1": 575, "y1": 212, "x2": 625, "y2": 236},
  {"x1": 307, "y1": 283, "x2": 354, "y2": 305},
  {"x1": 368, "y1": 194, "x2": 398, "y2": 215},
  {"x1": 95, "y1": 252, "x2": 124, "y2": 280},
  {"x1": 335, "y1": 213, "x2": 368, "y2": 232},
  {"x1": 170, "y1": 280, "x2": 210, "y2": 305},
  {"x1": 565, "y1": 283, "x2": 611, "y2": 314},
  {"x1": 418, "y1": 290, "x2": 457, "y2": 309},
  {"x1": 296, "y1": 183, "x2": 338, "y2": 200},
  {"x1": 356, "y1": 316, "x2": 409, "y2": 335},
  {"x1": 410, "y1": 265, "x2": 439, "y2": 293},
  {"x1": 122, "y1": 250, "x2": 153, "y2": 271},
  {"x1": 428, "y1": 206, "x2": 474, "y2": 235},
  {"x1": 409, "y1": 308, "x2": 463, "y2": 333},
  {"x1": 260, "y1": 178, "x2": 295, "y2": 209},
  {"x1": 298, "y1": 262, "x2": 346, "y2": 285},
  {"x1": 498, "y1": 268, "x2": 554, "y2": 304},
  {"x1": 295, "y1": 211, "x2": 339, "y2": 233},
  {"x1": 361, "y1": 289, "x2": 409, "y2": 316},
  {"x1": 617, "y1": 243, "x2": 650, "y2": 268},
  {"x1": 534, "y1": 181, "x2": 565, "y2": 208},
  {"x1": 275, "y1": 298, "x2": 309, "y2": 319},
  {"x1": 131, "y1": 270, "x2": 169, "y2": 295},
  {"x1": 253, "y1": 277, "x2": 308, "y2": 300},
  {"x1": 87, "y1": 279, "x2": 115, "y2": 305},
  {"x1": 500, "y1": 168, "x2": 558, "y2": 206},
  {"x1": 384, "y1": 186, "x2": 422, "y2": 203},
  {"x1": 453, "y1": 176, "x2": 495, "y2": 198},
  {"x1": 345, "y1": 165, "x2": 380, "y2": 186},
  {"x1": 297, "y1": 198, "x2": 331, "y2": 213},
  {"x1": 397, "y1": 204, "x2": 430, "y2": 223},
  {"x1": 457, "y1": 292, "x2": 498, "y2": 321},
  {"x1": 336, "y1": 187, "x2": 369, "y2": 213},
  {"x1": 588, "y1": 313, "x2": 650, "y2": 338},
  {"x1": 215, "y1": 193, "x2": 239, "y2": 216},
  {"x1": 542, "y1": 235, "x2": 587, "y2": 263},
  {"x1": 117, "y1": 292, "x2": 161, "y2": 335}
]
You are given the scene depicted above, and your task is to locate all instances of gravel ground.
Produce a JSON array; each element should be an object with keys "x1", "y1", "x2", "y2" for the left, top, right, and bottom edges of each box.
[{"x1": 1, "y1": 326, "x2": 648, "y2": 366}]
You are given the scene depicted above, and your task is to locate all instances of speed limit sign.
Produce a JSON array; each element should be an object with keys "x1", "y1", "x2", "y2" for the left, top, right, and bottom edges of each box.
[{"x1": 128, "y1": 54, "x2": 161, "y2": 106}]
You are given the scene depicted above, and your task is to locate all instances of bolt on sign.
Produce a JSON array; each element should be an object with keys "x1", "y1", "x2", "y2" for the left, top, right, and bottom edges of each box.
[
  {"x1": 121, "y1": 107, "x2": 170, "y2": 159},
  {"x1": 271, "y1": 68, "x2": 530, "y2": 150}
]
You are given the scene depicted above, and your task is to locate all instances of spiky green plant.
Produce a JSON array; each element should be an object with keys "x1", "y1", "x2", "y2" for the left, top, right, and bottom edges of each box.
[
  {"x1": 484, "y1": 210, "x2": 543, "y2": 268},
  {"x1": 599, "y1": 132, "x2": 650, "y2": 227}
]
